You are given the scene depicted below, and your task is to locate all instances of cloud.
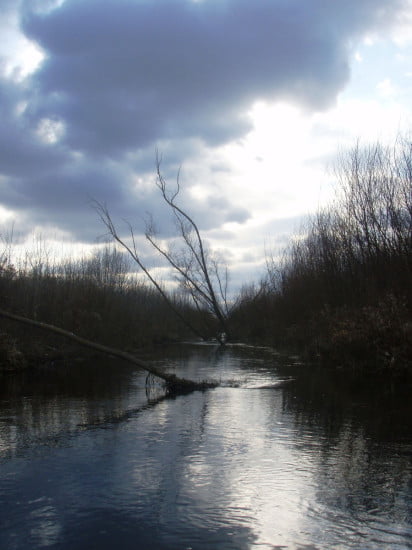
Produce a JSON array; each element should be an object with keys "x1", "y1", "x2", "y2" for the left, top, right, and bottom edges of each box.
[
  {"x1": 20, "y1": 0, "x2": 406, "y2": 156},
  {"x1": 0, "y1": 0, "x2": 408, "y2": 247},
  {"x1": 0, "y1": 81, "x2": 67, "y2": 178}
]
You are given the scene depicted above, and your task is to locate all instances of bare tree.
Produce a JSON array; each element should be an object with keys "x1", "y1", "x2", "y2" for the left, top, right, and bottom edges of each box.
[{"x1": 95, "y1": 156, "x2": 231, "y2": 343}]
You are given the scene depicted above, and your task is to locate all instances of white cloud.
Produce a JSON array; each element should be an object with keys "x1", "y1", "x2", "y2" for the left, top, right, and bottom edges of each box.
[
  {"x1": 377, "y1": 78, "x2": 397, "y2": 97},
  {"x1": 0, "y1": 6, "x2": 44, "y2": 80},
  {"x1": 36, "y1": 117, "x2": 65, "y2": 144}
]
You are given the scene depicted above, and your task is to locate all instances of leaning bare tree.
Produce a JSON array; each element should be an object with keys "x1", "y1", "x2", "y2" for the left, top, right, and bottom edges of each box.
[{"x1": 95, "y1": 155, "x2": 231, "y2": 343}]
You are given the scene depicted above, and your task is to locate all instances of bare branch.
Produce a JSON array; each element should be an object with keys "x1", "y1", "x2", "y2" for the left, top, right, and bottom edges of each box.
[
  {"x1": 94, "y1": 154, "x2": 231, "y2": 342},
  {"x1": 93, "y1": 200, "x2": 206, "y2": 340}
]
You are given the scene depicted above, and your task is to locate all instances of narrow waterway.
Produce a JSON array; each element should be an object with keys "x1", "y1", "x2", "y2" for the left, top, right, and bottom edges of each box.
[{"x1": 0, "y1": 343, "x2": 411, "y2": 549}]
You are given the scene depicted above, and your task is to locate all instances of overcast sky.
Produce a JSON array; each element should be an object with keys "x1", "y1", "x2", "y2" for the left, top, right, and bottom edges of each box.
[{"x1": 1, "y1": 0, "x2": 412, "y2": 288}]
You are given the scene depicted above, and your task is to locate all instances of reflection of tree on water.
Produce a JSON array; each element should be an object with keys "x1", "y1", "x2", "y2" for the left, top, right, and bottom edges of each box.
[
  {"x1": 318, "y1": 423, "x2": 410, "y2": 506},
  {"x1": 0, "y1": 345, "x2": 228, "y2": 460},
  {"x1": 276, "y1": 366, "x2": 412, "y2": 541},
  {"x1": 279, "y1": 365, "x2": 412, "y2": 442},
  {"x1": 0, "y1": 359, "x2": 158, "y2": 458}
]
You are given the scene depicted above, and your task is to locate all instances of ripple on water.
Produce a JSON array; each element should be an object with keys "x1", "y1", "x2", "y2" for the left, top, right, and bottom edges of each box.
[{"x1": 0, "y1": 344, "x2": 411, "y2": 550}]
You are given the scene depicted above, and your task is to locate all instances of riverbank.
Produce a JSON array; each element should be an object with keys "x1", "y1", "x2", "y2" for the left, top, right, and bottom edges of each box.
[
  {"x1": 0, "y1": 315, "x2": 171, "y2": 374},
  {"x1": 230, "y1": 300, "x2": 412, "y2": 378},
  {"x1": 0, "y1": 323, "x2": 101, "y2": 372},
  {"x1": 282, "y1": 301, "x2": 412, "y2": 375}
]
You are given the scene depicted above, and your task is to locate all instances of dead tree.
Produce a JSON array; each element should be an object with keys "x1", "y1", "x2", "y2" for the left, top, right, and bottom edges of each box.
[
  {"x1": 95, "y1": 156, "x2": 231, "y2": 343},
  {"x1": 0, "y1": 308, "x2": 218, "y2": 393}
]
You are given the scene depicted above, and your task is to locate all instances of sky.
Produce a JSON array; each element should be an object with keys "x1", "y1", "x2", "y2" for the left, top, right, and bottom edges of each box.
[{"x1": 1, "y1": 0, "x2": 412, "y2": 290}]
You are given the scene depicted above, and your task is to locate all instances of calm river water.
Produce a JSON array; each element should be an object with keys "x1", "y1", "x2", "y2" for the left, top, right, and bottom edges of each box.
[{"x1": 0, "y1": 343, "x2": 411, "y2": 550}]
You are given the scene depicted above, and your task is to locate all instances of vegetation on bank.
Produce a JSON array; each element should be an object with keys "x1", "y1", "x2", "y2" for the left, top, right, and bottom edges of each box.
[
  {"x1": 0, "y1": 245, "x2": 202, "y2": 370},
  {"x1": 1, "y1": 136, "x2": 411, "y2": 373},
  {"x1": 231, "y1": 139, "x2": 412, "y2": 371}
]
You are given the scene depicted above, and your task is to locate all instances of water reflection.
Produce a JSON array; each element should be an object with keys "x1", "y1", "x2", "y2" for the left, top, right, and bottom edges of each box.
[
  {"x1": 0, "y1": 344, "x2": 411, "y2": 549},
  {"x1": 0, "y1": 358, "x2": 150, "y2": 459}
]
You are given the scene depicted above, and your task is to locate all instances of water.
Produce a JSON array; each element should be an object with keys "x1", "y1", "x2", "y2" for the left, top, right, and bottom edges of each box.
[{"x1": 0, "y1": 343, "x2": 411, "y2": 549}]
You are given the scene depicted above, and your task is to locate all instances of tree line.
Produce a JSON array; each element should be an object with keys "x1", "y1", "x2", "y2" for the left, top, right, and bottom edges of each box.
[
  {"x1": 0, "y1": 242, "x2": 202, "y2": 370},
  {"x1": 231, "y1": 137, "x2": 412, "y2": 369},
  {"x1": 1, "y1": 135, "x2": 411, "y2": 371}
]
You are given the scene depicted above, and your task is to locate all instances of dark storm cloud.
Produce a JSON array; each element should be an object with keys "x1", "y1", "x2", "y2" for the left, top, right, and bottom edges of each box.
[
  {"x1": 20, "y1": 0, "x2": 406, "y2": 156},
  {"x1": 0, "y1": 79, "x2": 67, "y2": 178},
  {"x1": 1, "y1": 157, "x2": 129, "y2": 240},
  {"x1": 3, "y1": 151, "x2": 248, "y2": 242}
]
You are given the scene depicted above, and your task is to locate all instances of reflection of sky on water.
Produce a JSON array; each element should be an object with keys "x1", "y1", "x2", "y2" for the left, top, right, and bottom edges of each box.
[
  {"x1": 0, "y1": 345, "x2": 411, "y2": 549},
  {"x1": 154, "y1": 342, "x2": 288, "y2": 388},
  {"x1": 178, "y1": 388, "x2": 315, "y2": 549},
  {"x1": 29, "y1": 498, "x2": 62, "y2": 548},
  {"x1": 112, "y1": 384, "x2": 411, "y2": 549}
]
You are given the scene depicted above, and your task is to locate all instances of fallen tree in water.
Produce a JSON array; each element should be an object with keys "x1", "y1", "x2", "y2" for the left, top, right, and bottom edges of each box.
[{"x1": 0, "y1": 308, "x2": 218, "y2": 394}]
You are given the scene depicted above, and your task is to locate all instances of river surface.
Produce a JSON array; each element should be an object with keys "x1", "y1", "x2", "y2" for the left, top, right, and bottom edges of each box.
[{"x1": 0, "y1": 342, "x2": 411, "y2": 550}]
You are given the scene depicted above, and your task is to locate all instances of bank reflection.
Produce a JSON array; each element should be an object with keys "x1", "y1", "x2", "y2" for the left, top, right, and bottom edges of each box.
[{"x1": 0, "y1": 359, "x2": 149, "y2": 459}]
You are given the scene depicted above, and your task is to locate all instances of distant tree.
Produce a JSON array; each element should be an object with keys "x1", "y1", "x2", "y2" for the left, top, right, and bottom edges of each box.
[{"x1": 95, "y1": 155, "x2": 231, "y2": 343}]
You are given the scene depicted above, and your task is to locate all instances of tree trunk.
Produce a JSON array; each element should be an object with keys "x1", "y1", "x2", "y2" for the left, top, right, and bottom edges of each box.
[{"x1": 0, "y1": 308, "x2": 217, "y2": 393}]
